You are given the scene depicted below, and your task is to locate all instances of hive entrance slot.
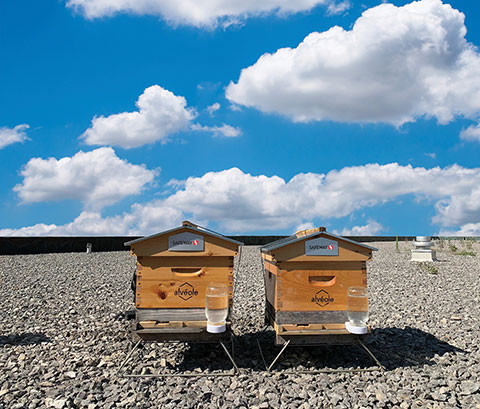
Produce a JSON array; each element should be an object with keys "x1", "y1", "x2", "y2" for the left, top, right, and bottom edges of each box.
[
  {"x1": 171, "y1": 268, "x2": 204, "y2": 277},
  {"x1": 308, "y1": 276, "x2": 336, "y2": 286}
]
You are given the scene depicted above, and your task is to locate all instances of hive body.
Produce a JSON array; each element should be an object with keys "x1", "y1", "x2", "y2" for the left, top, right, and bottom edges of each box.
[
  {"x1": 125, "y1": 223, "x2": 241, "y2": 340},
  {"x1": 261, "y1": 228, "x2": 375, "y2": 345}
]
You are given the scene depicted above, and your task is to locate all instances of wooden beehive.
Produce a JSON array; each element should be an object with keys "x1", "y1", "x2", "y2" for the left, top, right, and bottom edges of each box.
[
  {"x1": 125, "y1": 221, "x2": 242, "y2": 341},
  {"x1": 261, "y1": 227, "x2": 376, "y2": 345}
]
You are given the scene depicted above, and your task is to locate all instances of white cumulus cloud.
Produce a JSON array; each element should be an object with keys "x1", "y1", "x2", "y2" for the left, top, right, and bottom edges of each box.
[
  {"x1": 66, "y1": 0, "x2": 342, "y2": 27},
  {"x1": 0, "y1": 212, "x2": 135, "y2": 237},
  {"x1": 0, "y1": 124, "x2": 30, "y2": 149},
  {"x1": 14, "y1": 147, "x2": 155, "y2": 210},
  {"x1": 0, "y1": 206, "x2": 183, "y2": 237},
  {"x1": 6, "y1": 163, "x2": 480, "y2": 236},
  {"x1": 81, "y1": 85, "x2": 195, "y2": 149},
  {"x1": 338, "y1": 220, "x2": 384, "y2": 236},
  {"x1": 294, "y1": 222, "x2": 316, "y2": 232},
  {"x1": 438, "y1": 223, "x2": 480, "y2": 236},
  {"x1": 460, "y1": 124, "x2": 480, "y2": 142},
  {"x1": 326, "y1": 0, "x2": 351, "y2": 15},
  {"x1": 433, "y1": 184, "x2": 480, "y2": 227},
  {"x1": 157, "y1": 164, "x2": 480, "y2": 232},
  {"x1": 206, "y1": 102, "x2": 221, "y2": 116},
  {"x1": 226, "y1": 0, "x2": 480, "y2": 127},
  {"x1": 191, "y1": 123, "x2": 242, "y2": 138}
]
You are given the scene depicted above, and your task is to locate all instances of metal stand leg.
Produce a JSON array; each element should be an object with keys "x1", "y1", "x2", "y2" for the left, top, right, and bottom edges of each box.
[
  {"x1": 280, "y1": 338, "x2": 385, "y2": 374},
  {"x1": 357, "y1": 338, "x2": 385, "y2": 371},
  {"x1": 255, "y1": 325, "x2": 271, "y2": 370},
  {"x1": 257, "y1": 339, "x2": 268, "y2": 370},
  {"x1": 267, "y1": 340, "x2": 291, "y2": 371},
  {"x1": 220, "y1": 341, "x2": 240, "y2": 373},
  {"x1": 117, "y1": 340, "x2": 141, "y2": 375},
  {"x1": 118, "y1": 337, "x2": 239, "y2": 378},
  {"x1": 256, "y1": 335, "x2": 386, "y2": 374}
]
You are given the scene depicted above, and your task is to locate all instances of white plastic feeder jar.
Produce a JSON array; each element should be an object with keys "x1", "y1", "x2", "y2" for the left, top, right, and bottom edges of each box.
[
  {"x1": 345, "y1": 286, "x2": 369, "y2": 334},
  {"x1": 205, "y1": 283, "x2": 229, "y2": 334}
]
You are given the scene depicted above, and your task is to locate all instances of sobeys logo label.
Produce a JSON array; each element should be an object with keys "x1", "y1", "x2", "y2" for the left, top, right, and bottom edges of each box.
[
  {"x1": 175, "y1": 282, "x2": 199, "y2": 301},
  {"x1": 168, "y1": 232, "x2": 204, "y2": 251},
  {"x1": 312, "y1": 289, "x2": 334, "y2": 307}
]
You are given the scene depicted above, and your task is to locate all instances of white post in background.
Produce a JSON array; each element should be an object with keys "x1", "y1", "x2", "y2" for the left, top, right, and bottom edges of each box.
[
  {"x1": 411, "y1": 236, "x2": 436, "y2": 262},
  {"x1": 86, "y1": 243, "x2": 92, "y2": 254}
]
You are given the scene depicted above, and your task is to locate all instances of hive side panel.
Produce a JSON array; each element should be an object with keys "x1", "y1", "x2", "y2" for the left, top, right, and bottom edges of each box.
[
  {"x1": 264, "y1": 259, "x2": 279, "y2": 275},
  {"x1": 135, "y1": 256, "x2": 234, "y2": 309},
  {"x1": 131, "y1": 231, "x2": 239, "y2": 257},
  {"x1": 137, "y1": 256, "x2": 233, "y2": 268},
  {"x1": 277, "y1": 266, "x2": 366, "y2": 312},
  {"x1": 278, "y1": 261, "x2": 365, "y2": 271},
  {"x1": 272, "y1": 239, "x2": 372, "y2": 262},
  {"x1": 137, "y1": 257, "x2": 234, "y2": 279},
  {"x1": 262, "y1": 252, "x2": 275, "y2": 262},
  {"x1": 264, "y1": 263, "x2": 277, "y2": 309}
]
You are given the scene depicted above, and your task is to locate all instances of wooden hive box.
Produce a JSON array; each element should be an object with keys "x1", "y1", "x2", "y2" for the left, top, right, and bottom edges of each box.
[
  {"x1": 125, "y1": 221, "x2": 242, "y2": 341},
  {"x1": 261, "y1": 227, "x2": 376, "y2": 345}
]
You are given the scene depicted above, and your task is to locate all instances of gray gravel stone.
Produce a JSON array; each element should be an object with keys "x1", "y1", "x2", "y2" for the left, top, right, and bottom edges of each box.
[{"x1": 0, "y1": 241, "x2": 479, "y2": 408}]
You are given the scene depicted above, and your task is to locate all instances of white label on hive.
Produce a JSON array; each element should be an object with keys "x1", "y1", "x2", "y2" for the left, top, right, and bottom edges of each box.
[
  {"x1": 305, "y1": 237, "x2": 338, "y2": 256},
  {"x1": 168, "y1": 232, "x2": 204, "y2": 252}
]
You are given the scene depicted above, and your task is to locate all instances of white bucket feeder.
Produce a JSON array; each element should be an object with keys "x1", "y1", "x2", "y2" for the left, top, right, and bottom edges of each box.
[{"x1": 411, "y1": 236, "x2": 436, "y2": 262}]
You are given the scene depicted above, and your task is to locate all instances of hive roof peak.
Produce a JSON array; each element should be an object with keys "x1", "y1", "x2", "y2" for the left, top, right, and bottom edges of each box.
[
  {"x1": 124, "y1": 221, "x2": 243, "y2": 246},
  {"x1": 261, "y1": 229, "x2": 377, "y2": 252}
]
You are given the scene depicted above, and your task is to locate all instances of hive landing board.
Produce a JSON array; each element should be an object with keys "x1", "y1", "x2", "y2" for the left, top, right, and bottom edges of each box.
[{"x1": 168, "y1": 232, "x2": 204, "y2": 252}]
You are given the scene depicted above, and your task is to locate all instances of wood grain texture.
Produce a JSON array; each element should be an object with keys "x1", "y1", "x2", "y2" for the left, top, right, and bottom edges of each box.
[
  {"x1": 270, "y1": 238, "x2": 372, "y2": 262},
  {"x1": 130, "y1": 227, "x2": 239, "y2": 257},
  {"x1": 138, "y1": 256, "x2": 234, "y2": 268},
  {"x1": 275, "y1": 334, "x2": 363, "y2": 346},
  {"x1": 264, "y1": 260, "x2": 279, "y2": 275},
  {"x1": 139, "y1": 320, "x2": 208, "y2": 329},
  {"x1": 277, "y1": 270, "x2": 364, "y2": 311},
  {"x1": 264, "y1": 266, "x2": 277, "y2": 309},
  {"x1": 262, "y1": 253, "x2": 276, "y2": 262},
  {"x1": 276, "y1": 322, "x2": 348, "y2": 334},
  {"x1": 137, "y1": 264, "x2": 233, "y2": 281},
  {"x1": 261, "y1": 235, "x2": 371, "y2": 331},
  {"x1": 130, "y1": 230, "x2": 238, "y2": 310},
  {"x1": 133, "y1": 327, "x2": 232, "y2": 343},
  {"x1": 276, "y1": 260, "x2": 366, "y2": 271},
  {"x1": 136, "y1": 274, "x2": 233, "y2": 309}
]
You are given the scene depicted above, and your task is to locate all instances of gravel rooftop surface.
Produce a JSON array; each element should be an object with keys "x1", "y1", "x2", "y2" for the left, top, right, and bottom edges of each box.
[{"x1": 0, "y1": 241, "x2": 479, "y2": 408}]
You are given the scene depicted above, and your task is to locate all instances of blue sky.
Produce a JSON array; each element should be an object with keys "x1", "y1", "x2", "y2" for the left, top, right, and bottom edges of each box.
[{"x1": 1, "y1": 0, "x2": 480, "y2": 236}]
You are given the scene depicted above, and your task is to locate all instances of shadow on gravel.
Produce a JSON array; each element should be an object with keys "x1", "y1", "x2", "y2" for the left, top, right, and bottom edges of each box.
[
  {"x1": 120, "y1": 327, "x2": 463, "y2": 374},
  {"x1": 367, "y1": 326, "x2": 464, "y2": 370},
  {"x1": 124, "y1": 342, "x2": 241, "y2": 374},
  {"x1": 231, "y1": 327, "x2": 463, "y2": 372},
  {"x1": 174, "y1": 343, "x2": 241, "y2": 372},
  {"x1": 0, "y1": 332, "x2": 52, "y2": 346},
  {"x1": 243, "y1": 330, "x2": 382, "y2": 372}
]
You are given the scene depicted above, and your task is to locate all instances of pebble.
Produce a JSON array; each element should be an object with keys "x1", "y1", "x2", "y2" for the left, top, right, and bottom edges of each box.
[
  {"x1": 460, "y1": 381, "x2": 480, "y2": 395},
  {"x1": 0, "y1": 242, "x2": 479, "y2": 408}
]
